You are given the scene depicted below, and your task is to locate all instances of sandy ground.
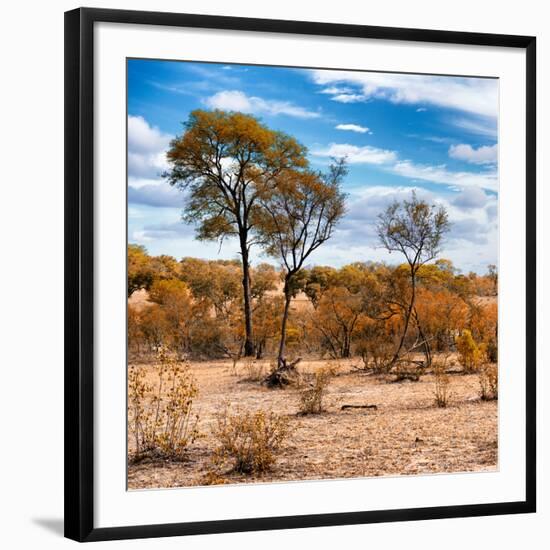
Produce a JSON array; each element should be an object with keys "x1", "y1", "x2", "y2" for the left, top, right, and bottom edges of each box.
[{"x1": 128, "y1": 358, "x2": 498, "y2": 489}]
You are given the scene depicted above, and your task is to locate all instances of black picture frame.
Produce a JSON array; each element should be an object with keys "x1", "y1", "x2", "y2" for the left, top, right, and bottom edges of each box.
[{"x1": 65, "y1": 7, "x2": 537, "y2": 542}]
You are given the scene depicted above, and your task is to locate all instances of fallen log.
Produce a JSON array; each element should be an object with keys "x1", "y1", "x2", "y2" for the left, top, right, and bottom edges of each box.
[
  {"x1": 340, "y1": 404, "x2": 378, "y2": 411},
  {"x1": 263, "y1": 358, "x2": 302, "y2": 388}
]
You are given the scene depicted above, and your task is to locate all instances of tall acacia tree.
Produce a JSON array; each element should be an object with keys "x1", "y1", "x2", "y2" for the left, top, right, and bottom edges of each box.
[
  {"x1": 377, "y1": 191, "x2": 450, "y2": 369},
  {"x1": 165, "y1": 110, "x2": 308, "y2": 356},
  {"x1": 258, "y1": 160, "x2": 347, "y2": 372}
]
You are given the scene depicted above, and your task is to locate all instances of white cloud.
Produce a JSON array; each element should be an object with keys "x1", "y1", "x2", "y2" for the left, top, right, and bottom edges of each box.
[
  {"x1": 127, "y1": 116, "x2": 171, "y2": 179},
  {"x1": 406, "y1": 134, "x2": 453, "y2": 144},
  {"x1": 320, "y1": 86, "x2": 353, "y2": 95},
  {"x1": 313, "y1": 143, "x2": 397, "y2": 164},
  {"x1": 128, "y1": 115, "x2": 171, "y2": 154},
  {"x1": 137, "y1": 221, "x2": 195, "y2": 240},
  {"x1": 448, "y1": 116, "x2": 497, "y2": 138},
  {"x1": 335, "y1": 123, "x2": 370, "y2": 134},
  {"x1": 128, "y1": 181, "x2": 183, "y2": 208},
  {"x1": 131, "y1": 230, "x2": 154, "y2": 244},
  {"x1": 205, "y1": 90, "x2": 250, "y2": 111},
  {"x1": 204, "y1": 90, "x2": 320, "y2": 119},
  {"x1": 486, "y1": 202, "x2": 498, "y2": 221},
  {"x1": 313, "y1": 141, "x2": 497, "y2": 191},
  {"x1": 416, "y1": 107, "x2": 428, "y2": 112},
  {"x1": 310, "y1": 70, "x2": 498, "y2": 118},
  {"x1": 390, "y1": 160, "x2": 498, "y2": 192},
  {"x1": 331, "y1": 93, "x2": 368, "y2": 103},
  {"x1": 449, "y1": 143, "x2": 498, "y2": 165},
  {"x1": 128, "y1": 151, "x2": 170, "y2": 179},
  {"x1": 452, "y1": 186, "x2": 489, "y2": 209}
]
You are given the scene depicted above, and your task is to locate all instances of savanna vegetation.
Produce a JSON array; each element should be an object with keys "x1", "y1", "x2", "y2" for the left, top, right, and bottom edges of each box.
[{"x1": 127, "y1": 110, "x2": 498, "y2": 488}]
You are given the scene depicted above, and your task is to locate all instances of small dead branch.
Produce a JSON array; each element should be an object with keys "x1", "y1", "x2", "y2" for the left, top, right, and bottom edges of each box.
[{"x1": 340, "y1": 404, "x2": 378, "y2": 411}]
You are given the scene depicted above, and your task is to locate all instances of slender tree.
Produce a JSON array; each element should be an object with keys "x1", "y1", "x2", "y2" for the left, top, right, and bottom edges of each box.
[
  {"x1": 376, "y1": 191, "x2": 450, "y2": 369},
  {"x1": 165, "y1": 110, "x2": 308, "y2": 356},
  {"x1": 258, "y1": 160, "x2": 347, "y2": 371}
]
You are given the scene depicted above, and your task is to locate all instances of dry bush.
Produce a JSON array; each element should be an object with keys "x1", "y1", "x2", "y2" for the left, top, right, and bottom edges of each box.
[
  {"x1": 298, "y1": 367, "x2": 334, "y2": 414},
  {"x1": 479, "y1": 363, "x2": 498, "y2": 400},
  {"x1": 211, "y1": 406, "x2": 291, "y2": 474},
  {"x1": 432, "y1": 359, "x2": 452, "y2": 408},
  {"x1": 485, "y1": 338, "x2": 498, "y2": 363},
  {"x1": 201, "y1": 471, "x2": 230, "y2": 486},
  {"x1": 355, "y1": 327, "x2": 394, "y2": 374},
  {"x1": 359, "y1": 346, "x2": 393, "y2": 374},
  {"x1": 240, "y1": 358, "x2": 265, "y2": 382},
  {"x1": 227, "y1": 356, "x2": 240, "y2": 377},
  {"x1": 127, "y1": 305, "x2": 144, "y2": 356},
  {"x1": 393, "y1": 361, "x2": 422, "y2": 382},
  {"x1": 128, "y1": 348, "x2": 199, "y2": 462}
]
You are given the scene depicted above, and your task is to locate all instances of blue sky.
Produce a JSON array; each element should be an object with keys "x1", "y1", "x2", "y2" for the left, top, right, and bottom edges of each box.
[{"x1": 127, "y1": 59, "x2": 499, "y2": 274}]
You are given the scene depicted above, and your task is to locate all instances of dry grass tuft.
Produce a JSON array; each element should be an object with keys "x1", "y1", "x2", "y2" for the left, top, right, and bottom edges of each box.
[
  {"x1": 128, "y1": 348, "x2": 199, "y2": 462},
  {"x1": 432, "y1": 360, "x2": 452, "y2": 408},
  {"x1": 201, "y1": 471, "x2": 230, "y2": 486},
  {"x1": 298, "y1": 367, "x2": 334, "y2": 414},
  {"x1": 240, "y1": 358, "x2": 266, "y2": 382},
  {"x1": 479, "y1": 364, "x2": 498, "y2": 401},
  {"x1": 211, "y1": 405, "x2": 291, "y2": 474}
]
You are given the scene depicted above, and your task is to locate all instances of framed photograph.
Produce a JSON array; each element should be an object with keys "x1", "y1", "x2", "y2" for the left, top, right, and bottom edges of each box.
[{"x1": 65, "y1": 7, "x2": 536, "y2": 542}]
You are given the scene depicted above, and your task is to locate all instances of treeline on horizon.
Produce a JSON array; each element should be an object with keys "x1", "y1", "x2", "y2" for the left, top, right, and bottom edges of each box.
[
  {"x1": 128, "y1": 109, "x2": 497, "y2": 375},
  {"x1": 128, "y1": 244, "x2": 498, "y2": 368}
]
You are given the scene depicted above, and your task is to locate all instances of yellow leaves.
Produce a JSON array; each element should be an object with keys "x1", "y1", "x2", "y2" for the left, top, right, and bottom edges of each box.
[
  {"x1": 148, "y1": 278, "x2": 189, "y2": 305},
  {"x1": 417, "y1": 261, "x2": 455, "y2": 286},
  {"x1": 456, "y1": 329, "x2": 485, "y2": 374},
  {"x1": 169, "y1": 109, "x2": 307, "y2": 175},
  {"x1": 128, "y1": 244, "x2": 154, "y2": 297}
]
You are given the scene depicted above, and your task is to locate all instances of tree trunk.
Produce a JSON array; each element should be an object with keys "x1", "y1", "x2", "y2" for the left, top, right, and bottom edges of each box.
[
  {"x1": 414, "y1": 308, "x2": 432, "y2": 367},
  {"x1": 240, "y1": 242, "x2": 255, "y2": 357},
  {"x1": 277, "y1": 278, "x2": 292, "y2": 368},
  {"x1": 263, "y1": 277, "x2": 300, "y2": 388},
  {"x1": 389, "y1": 266, "x2": 416, "y2": 366},
  {"x1": 342, "y1": 330, "x2": 351, "y2": 358},
  {"x1": 256, "y1": 340, "x2": 264, "y2": 360}
]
